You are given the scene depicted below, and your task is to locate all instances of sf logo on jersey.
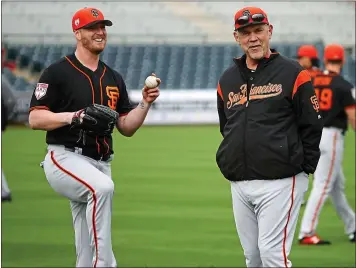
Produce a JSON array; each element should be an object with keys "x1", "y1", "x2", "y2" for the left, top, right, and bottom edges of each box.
[
  {"x1": 106, "y1": 86, "x2": 119, "y2": 110},
  {"x1": 310, "y1": 95, "x2": 320, "y2": 113}
]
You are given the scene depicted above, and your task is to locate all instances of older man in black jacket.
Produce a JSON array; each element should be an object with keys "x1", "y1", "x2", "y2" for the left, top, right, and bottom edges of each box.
[{"x1": 216, "y1": 6, "x2": 323, "y2": 268}]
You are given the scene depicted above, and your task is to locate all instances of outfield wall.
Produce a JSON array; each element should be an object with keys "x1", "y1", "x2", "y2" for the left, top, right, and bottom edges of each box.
[
  {"x1": 8, "y1": 89, "x2": 219, "y2": 125},
  {"x1": 129, "y1": 90, "x2": 218, "y2": 125}
]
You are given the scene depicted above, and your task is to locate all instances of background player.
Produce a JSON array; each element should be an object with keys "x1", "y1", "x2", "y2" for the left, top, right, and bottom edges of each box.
[
  {"x1": 296, "y1": 44, "x2": 322, "y2": 206},
  {"x1": 297, "y1": 44, "x2": 322, "y2": 78},
  {"x1": 28, "y1": 7, "x2": 160, "y2": 267},
  {"x1": 298, "y1": 44, "x2": 356, "y2": 245},
  {"x1": 1, "y1": 95, "x2": 12, "y2": 202}
]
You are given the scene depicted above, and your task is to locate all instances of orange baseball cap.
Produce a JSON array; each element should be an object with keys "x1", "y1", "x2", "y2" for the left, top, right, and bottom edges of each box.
[
  {"x1": 234, "y1": 7, "x2": 269, "y2": 31},
  {"x1": 324, "y1": 44, "x2": 344, "y2": 61},
  {"x1": 297, "y1": 45, "x2": 319, "y2": 59},
  {"x1": 72, "y1": 7, "x2": 113, "y2": 32}
]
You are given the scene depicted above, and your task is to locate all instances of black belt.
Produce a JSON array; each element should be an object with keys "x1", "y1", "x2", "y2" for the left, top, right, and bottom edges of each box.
[{"x1": 64, "y1": 147, "x2": 111, "y2": 161}]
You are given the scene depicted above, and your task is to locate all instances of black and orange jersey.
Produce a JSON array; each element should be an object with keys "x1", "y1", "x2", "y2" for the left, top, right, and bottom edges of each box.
[
  {"x1": 29, "y1": 54, "x2": 134, "y2": 159},
  {"x1": 216, "y1": 53, "x2": 323, "y2": 182},
  {"x1": 313, "y1": 70, "x2": 355, "y2": 132}
]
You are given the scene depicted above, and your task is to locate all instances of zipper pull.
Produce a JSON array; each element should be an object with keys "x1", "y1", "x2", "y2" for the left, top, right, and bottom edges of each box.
[{"x1": 246, "y1": 101, "x2": 249, "y2": 107}]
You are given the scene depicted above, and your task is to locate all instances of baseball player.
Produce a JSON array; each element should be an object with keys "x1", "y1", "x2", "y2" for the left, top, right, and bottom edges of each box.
[
  {"x1": 298, "y1": 44, "x2": 356, "y2": 245},
  {"x1": 28, "y1": 7, "x2": 160, "y2": 267},
  {"x1": 296, "y1": 44, "x2": 322, "y2": 206},
  {"x1": 1, "y1": 96, "x2": 12, "y2": 202},
  {"x1": 296, "y1": 45, "x2": 322, "y2": 79},
  {"x1": 216, "y1": 7, "x2": 323, "y2": 267}
]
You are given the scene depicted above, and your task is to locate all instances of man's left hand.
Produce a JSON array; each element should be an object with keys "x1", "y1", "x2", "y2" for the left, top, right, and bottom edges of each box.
[{"x1": 142, "y1": 73, "x2": 161, "y2": 103}]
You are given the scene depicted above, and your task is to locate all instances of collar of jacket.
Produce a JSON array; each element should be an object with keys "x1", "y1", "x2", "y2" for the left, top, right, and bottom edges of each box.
[{"x1": 233, "y1": 49, "x2": 279, "y2": 70}]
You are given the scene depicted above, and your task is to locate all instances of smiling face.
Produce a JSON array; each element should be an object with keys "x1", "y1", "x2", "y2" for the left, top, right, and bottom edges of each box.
[
  {"x1": 75, "y1": 22, "x2": 107, "y2": 55},
  {"x1": 234, "y1": 24, "x2": 273, "y2": 61}
]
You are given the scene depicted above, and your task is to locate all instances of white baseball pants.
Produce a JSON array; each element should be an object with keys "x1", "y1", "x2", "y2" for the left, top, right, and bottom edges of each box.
[
  {"x1": 231, "y1": 172, "x2": 308, "y2": 268},
  {"x1": 1, "y1": 169, "x2": 11, "y2": 198}
]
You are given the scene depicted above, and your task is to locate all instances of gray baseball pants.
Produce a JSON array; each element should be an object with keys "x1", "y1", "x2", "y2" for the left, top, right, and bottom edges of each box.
[
  {"x1": 230, "y1": 172, "x2": 308, "y2": 267},
  {"x1": 1, "y1": 169, "x2": 11, "y2": 198},
  {"x1": 299, "y1": 127, "x2": 355, "y2": 238},
  {"x1": 42, "y1": 144, "x2": 117, "y2": 267}
]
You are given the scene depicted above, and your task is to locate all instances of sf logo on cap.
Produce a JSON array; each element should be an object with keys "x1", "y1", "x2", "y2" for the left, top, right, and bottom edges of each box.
[
  {"x1": 91, "y1": 9, "x2": 99, "y2": 18},
  {"x1": 242, "y1": 10, "x2": 251, "y2": 17}
]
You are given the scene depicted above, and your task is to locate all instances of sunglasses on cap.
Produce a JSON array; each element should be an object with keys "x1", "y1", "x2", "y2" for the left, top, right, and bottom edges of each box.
[{"x1": 235, "y1": 13, "x2": 266, "y2": 28}]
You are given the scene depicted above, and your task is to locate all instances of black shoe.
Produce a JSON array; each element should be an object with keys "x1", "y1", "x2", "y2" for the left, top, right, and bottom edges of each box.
[
  {"x1": 2, "y1": 194, "x2": 12, "y2": 202},
  {"x1": 349, "y1": 231, "x2": 355, "y2": 242}
]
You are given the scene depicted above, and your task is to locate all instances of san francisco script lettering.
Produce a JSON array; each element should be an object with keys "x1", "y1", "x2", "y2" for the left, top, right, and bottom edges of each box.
[{"x1": 227, "y1": 83, "x2": 283, "y2": 109}]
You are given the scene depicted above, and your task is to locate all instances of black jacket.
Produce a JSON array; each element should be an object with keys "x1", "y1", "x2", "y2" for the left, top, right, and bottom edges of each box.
[{"x1": 216, "y1": 52, "x2": 323, "y2": 181}]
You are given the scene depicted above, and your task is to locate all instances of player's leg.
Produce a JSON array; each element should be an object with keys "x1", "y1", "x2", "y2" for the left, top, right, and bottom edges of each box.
[
  {"x1": 70, "y1": 201, "x2": 93, "y2": 267},
  {"x1": 301, "y1": 176, "x2": 312, "y2": 206},
  {"x1": 1, "y1": 169, "x2": 11, "y2": 201},
  {"x1": 255, "y1": 172, "x2": 308, "y2": 268},
  {"x1": 43, "y1": 147, "x2": 115, "y2": 267},
  {"x1": 97, "y1": 161, "x2": 117, "y2": 267},
  {"x1": 298, "y1": 130, "x2": 342, "y2": 244},
  {"x1": 329, "y1": 169, "x2": 356, "y2": 240},
  {"x1": 231, "y1": 181, "x2": 262, "y2": 267}
]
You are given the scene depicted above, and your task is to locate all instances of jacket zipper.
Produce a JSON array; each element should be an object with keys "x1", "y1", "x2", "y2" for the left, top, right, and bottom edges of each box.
[{"x1": 244, "y1": 78, "x2": 252, "y2": 179}]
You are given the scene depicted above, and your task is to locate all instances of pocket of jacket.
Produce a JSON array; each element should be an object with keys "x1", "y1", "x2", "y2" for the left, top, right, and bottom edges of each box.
[{"x1": 268, "y1": 135, "x2": 290, "y2": 162}]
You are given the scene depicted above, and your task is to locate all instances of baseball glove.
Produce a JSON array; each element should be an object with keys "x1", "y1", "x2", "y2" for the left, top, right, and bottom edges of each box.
[{"x1": 70, "y1": 104, "x2": 118, "y2": 136}]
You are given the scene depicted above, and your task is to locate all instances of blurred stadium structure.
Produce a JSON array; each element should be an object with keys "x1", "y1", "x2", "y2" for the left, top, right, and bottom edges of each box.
[{"x1": 1, "y1": 1, "x2": 356, "y2": 124}]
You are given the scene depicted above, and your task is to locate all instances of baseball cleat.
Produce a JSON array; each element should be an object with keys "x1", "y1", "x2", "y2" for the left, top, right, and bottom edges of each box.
[
  {"x1": 299, "y1": 235, "x2": 331, "y2": 245},
  {"x1": 349, "y1": 231, "x2": 355, "y2": 242}
]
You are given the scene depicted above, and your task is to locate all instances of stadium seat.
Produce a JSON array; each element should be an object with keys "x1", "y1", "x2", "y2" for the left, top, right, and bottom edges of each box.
[
  {"x1": 13, "y1": 77, "x2": 29, "y2": 91},
  {"x1": 3, "y1": 43, "x2": 355, "y2": 90},
  {"x1": 2, "y1": 67, "x2": 17, "y2": 85}
]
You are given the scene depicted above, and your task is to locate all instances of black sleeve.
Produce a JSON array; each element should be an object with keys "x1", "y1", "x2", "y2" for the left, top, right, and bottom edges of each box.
[
  {"x1": 217, "y1": 82, "x2": 227, "y2": 137},
  {"x1": 292, "y1": 70, "x2": 323, "y2": 174},
  {"x1": 339, "y1": 79, "x2": 356, "y2": 109},
  {"x1": 114, "y1": 72, "x2": 135, "y2": 116},
  {"x1": 29, "y1": 66, "x2": 59, "y2": 112}
]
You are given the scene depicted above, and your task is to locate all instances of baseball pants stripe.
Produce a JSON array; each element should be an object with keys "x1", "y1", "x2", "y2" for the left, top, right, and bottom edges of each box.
[{"x1": 50, "y1": 151, "x2": 99, "y2": 268}]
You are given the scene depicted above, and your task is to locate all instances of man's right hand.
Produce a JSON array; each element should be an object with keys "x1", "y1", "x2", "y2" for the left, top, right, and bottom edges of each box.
[
  {"x1": 69, "y1": 105, "x2": 117, "y2": 136},
  {"x1": 69, "y1": 109, "x2": 85, "y2": 125}
]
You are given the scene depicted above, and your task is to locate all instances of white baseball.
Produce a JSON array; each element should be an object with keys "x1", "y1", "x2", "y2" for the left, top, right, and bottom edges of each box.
[{"x1": 145, "y1": 76, "x2": 158, "y2": 89}]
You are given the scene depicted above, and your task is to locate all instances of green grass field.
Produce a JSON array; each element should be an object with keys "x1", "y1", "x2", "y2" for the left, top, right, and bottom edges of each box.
[{"x1": 2, "y1": 125, "x2": 355, "y2": 267}]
